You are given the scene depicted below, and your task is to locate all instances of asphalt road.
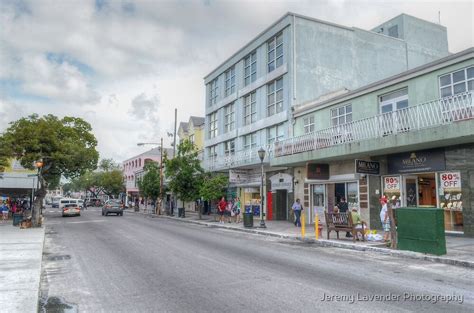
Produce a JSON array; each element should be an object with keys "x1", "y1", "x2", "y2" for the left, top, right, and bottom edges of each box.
[{"x1": 39, "y1": 206, "x2": 473, "y2": 313}]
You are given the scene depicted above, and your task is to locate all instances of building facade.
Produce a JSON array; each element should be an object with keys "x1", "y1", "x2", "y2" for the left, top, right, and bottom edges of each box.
[
  {"x1": 272, "y1": 48, "x2": 473, "y2": 236},
  {"x1": 178, "y1": 116, "x2": 205, "y2": 160},
  {"x1": 203, "y1": 12, "x2": 449, "y2": 218},
  {"x1": 122, "y1": 147, "x2": 173, "y2": 205}
]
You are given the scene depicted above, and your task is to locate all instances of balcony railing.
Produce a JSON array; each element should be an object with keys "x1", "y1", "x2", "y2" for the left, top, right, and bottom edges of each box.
[
  {"x1": 204, "y1": 144, "x2": 274, "y2": 171},
  {"x1": 274, "y1": 91, "x2": 473, "y2": 157}
]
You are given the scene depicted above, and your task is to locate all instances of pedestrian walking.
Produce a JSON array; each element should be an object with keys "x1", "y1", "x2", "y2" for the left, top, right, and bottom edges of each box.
[
  {"x1": 336, "y1": 197, "x2": 352, "y2": 238},
  {"x1": 379, "y1": 196, "x2": 390, "y2": 243},
  {"x1": 291, "y1": 198, "x2": 303, "y2": 227},
  {"x1": 232, "y1": 197, "x2": 241, "y2": 223},
  {"x1": 217, "y1": 196, "x2": 227, "y2": 224}
]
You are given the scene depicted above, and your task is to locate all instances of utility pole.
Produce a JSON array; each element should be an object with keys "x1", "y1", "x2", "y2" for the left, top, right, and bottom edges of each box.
[
  {"x1": 159, "y1": 137, "x2": 164, "y2": 215},
  {"x1": 172, "y1": 108, "x2": 177, "y2": 216},
  {"x1": 173, "y1": 108, "x2": 177, "y2": 157}
]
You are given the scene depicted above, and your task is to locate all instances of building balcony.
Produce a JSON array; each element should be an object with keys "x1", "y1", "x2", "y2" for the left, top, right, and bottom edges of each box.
[
  {"x1": 272, "y1": 92, "x2": 474, "y2": 165},
  {"x1": 203, "y1": 144, "x2": 274, "y2": 172}
]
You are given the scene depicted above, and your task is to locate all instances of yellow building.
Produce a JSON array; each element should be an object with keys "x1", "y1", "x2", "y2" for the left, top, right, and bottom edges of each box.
[
  {"x1": 177, "y1": 116, "x2": 205, "y2": 213},
  {"x1": 178, "y1": 116, "x2": 205, "y2": 159}
]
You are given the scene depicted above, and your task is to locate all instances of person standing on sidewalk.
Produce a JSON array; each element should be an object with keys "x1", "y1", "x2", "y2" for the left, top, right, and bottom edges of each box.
[
  {"x1": 291, "y1": 199, "x2": 303, "y2": 227},
  {"x1": 336, "y1": 197, "x2": 352, "y2": 238},
  {"x1": 1, "y1": 201, "x2": 9, "y2": 223},
  {"x1": 233, "y1": 197, "x2": 241, "y2": 223},
  {"x1": 218, "y1": 197, "x2": 227, "y2": 224}
]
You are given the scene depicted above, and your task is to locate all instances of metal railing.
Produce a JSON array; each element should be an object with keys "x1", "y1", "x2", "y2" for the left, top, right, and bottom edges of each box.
[
  {"x1": 204, "y1": 144, "x2": 274, "y2": 171},
  {"x1": 274, "y1": 92, "x2": 473, "y2": 157}
]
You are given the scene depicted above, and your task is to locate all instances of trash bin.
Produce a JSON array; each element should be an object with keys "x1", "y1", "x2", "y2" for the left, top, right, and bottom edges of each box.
[
  {"x1": 396, "y1": 207, "x2": 446, "y2": 255},
  {"x1": 13, "y1": 213, "x2": 23, "y2": 226},
  {"x1": 178, "y1": 208, "x2": 185, "y2": 218},
  {"x1": 243, "y1": 212, "x2": 253, "y2": 228}
]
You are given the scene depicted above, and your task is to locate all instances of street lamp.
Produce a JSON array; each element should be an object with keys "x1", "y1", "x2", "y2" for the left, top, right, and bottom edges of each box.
[{"x1": 258, "y1": 147, "x2": 266, "y2": 228}]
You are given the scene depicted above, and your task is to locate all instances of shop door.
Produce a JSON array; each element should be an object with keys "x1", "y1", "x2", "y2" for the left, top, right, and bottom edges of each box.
[
  {"x1": 403, "y1": 176, "x2": 418, "y2": 207},
  {"x1": 275, "y1": 190, "x2": 287, "y2": 220},
  {"x1": 311, "y1": 184, "x2": 325, "y2": 224}
]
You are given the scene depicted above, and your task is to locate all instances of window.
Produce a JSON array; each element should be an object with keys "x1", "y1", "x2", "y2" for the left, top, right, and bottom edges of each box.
[
  {"x1": 244, "y1": 52, "x2": 257, "y2": 86},
  {"x1": 303, "y1": 116, "x2": 315, "y2": 134},
  {"x1": 209, "y1": 112, "x2": 218, "y2": 139},
  {"x1": 267, "y1": 33, "x2": 283, "y2": 73},
  {"x1": 388, "y1": 25, "x2": 398, "y2": 38},
  {"x1": 379, "y1": 89, "x2": 409, "y2": 133},
  {"x1": 267, "y1": 124, "x2": 284, "y2": 144},
  {"x1": 331, "y1": 104, "x2": 352, "y2": 126},
  {"x1": 379, "y1": 89, "x2": 408, "y2": 114},
  {"x1": 224, "y1": 140, "x2": 235, "y2": 156},
  {"x1": 189, "y1": 134, "x2": 195, "y2": 144},
  {"x1": 244, "y1": 92, "x2": 257, "y2": 125},
  {"x1": 209, "y1": 78, "x2": 219, "y2": 106},
  {"x1": 439, "y1": 66, "x2": 474, "y2": 98},
  {"x1": 267, "y1": 78, "x2": 283, "y2": 116},
  {"x1": 224, "y1": 103, "x2": 235, "y2": 133},
  {"x1": 208, "y1": 145, "x2": 217, "y2": 158},
  {"x1": 224, "y1": 67, "x2": 235, "y2": 96},
  {"x1": 243, "y1": 132, "x2": 257, "y2": 150}
]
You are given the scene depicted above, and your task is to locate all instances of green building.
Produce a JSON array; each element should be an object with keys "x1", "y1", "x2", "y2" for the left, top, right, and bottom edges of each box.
[{"x1": 271, "y1": 48, "x2": 473, "y2": 236}]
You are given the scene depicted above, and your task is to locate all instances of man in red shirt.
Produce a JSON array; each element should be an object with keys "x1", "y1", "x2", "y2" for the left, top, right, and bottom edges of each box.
[{"x1": 218, "y1": 197, "x2": 227, "y2": 224}]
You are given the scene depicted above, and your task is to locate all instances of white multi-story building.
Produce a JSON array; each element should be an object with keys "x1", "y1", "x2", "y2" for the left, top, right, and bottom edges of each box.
[{"x1": 203, "y1": 12, "x2": 449, "y2": 217}]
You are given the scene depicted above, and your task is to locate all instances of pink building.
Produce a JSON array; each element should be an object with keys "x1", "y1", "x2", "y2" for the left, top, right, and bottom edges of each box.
[{"x1": 122, "y1": 147, "x2": 173, "y2": 203}]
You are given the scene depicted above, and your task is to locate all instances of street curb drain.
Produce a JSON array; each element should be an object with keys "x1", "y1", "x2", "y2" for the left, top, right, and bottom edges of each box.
[{"x1": 127, "y1": 210, "x2": 474, "y2": 269}]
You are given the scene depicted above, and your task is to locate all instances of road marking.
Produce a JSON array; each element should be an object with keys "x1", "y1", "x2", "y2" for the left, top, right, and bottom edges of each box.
[{"x1": 66, "y1": 219, "x2": 106, "y2": 224}]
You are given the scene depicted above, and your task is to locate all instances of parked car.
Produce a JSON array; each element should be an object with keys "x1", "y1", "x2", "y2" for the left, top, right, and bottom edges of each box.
[
  {"x1": 102, "y1": 200, "x2": 124, "y2": 216},
  {"x1": 62, "y1": 203, "x2": 81, "y2": 217}
]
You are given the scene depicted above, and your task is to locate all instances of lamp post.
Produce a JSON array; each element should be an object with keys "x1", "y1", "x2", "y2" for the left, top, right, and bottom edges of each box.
[{"x1": 258, "y1": 147, "x2": 266, "y2": 228}]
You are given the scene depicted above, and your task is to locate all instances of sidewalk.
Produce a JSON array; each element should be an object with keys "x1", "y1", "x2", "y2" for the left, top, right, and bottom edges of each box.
[
  {"x1": 0, "y1": 223, "x2": 45, "y2": 313},
  {"x1": 133, "y1": 209, "x2": 474, "y2": 268}
]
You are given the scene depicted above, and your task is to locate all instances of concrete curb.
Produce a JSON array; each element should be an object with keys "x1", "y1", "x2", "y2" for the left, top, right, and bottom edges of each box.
[{"x1": 126, "y1": 210, "x2": 474, "y2": 269}]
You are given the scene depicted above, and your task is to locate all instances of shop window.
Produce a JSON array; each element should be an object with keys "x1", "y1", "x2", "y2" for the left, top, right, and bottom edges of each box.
[
  {"x1": 347, "y1": 182, "x2": 359, "y2": 209},
  {"x1": 438, "y1": 172, "x2": 463, "y2": 232}
]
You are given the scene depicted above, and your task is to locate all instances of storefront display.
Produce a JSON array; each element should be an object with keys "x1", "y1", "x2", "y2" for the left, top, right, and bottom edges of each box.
[
  {"x1": 438, "y1": 172, "x2": 463, "y2": 231},
  {"x1": 383, "y1": 176, "x2": 401, "y2": 200}
]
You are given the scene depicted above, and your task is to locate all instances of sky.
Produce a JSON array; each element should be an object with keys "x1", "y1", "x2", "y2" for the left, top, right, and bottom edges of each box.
[{"x1": 1, "y1": 0, "x2": 473, "y2": 163}]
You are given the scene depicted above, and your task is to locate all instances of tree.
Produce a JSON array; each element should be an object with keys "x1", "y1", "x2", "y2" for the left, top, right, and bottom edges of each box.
[
  {"x1": 199, "y1": 173, "x2": 228, "y2": 219},
  {"x1": 165, "y1": 139, "x2": 203, "y2": 216},
  {"x1": 137, "y1": 161, "x2": 161, "y2": 213},
  {"x1": 0, "y1": 114, "x2": 99, "y2": 226},
  {"x1": 68, "y1": 158, "x2": 123, "y2": 199}
]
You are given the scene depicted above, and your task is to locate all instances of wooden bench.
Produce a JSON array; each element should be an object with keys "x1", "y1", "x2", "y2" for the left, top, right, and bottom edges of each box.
[{"x1": 324, "y1": 212, "x2": 366, "y2": 242}]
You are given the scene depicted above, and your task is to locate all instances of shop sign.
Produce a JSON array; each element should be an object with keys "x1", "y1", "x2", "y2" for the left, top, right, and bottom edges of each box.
[
  {"x1": 387, "y1": 148, "x2": 445, "y2": 174},
  {"x1": 229, "y1": 170, "x2": 249, "y2": 183},
  {"x1": 355, "y1": 159, "x2": 380, "y2": 175},
  {"x1": 384, "y1": 176, "x2": 400, "y2": 192},
  {"x1": 440, "y1": 172, "x2": 462, "y2": 191},
  {"x1": 269, "y1": 173, "x2": 293, "y2": 191},
  {"x1": 244, "y1": 187, "x2": 259, "y2": 193},
  {"x1": 307, "y1": 163, "x2": 329, "y2": 180}
]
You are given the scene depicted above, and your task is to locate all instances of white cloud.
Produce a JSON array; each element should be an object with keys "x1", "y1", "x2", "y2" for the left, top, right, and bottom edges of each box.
[{"x1": 0, "y1": 0, "x2": 472, "y2": 163}]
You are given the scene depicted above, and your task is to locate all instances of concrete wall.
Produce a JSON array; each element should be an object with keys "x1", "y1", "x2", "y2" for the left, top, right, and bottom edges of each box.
[{"x1": 294, "y1": 16, "x2": 408, "y2": 107}]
